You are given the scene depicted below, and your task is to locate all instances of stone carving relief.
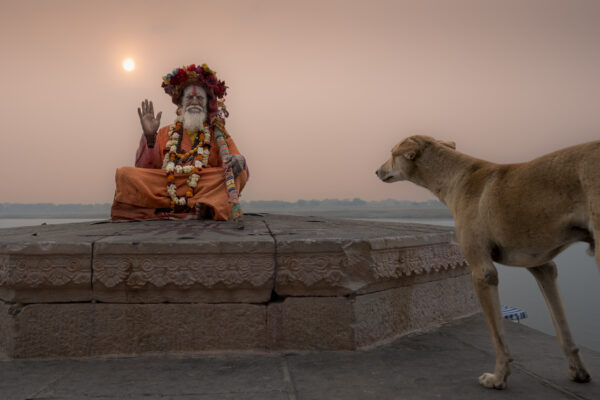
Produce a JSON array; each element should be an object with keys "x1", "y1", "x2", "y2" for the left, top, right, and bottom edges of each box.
[
  {"x1": 94, "y1": 254, "x2": 273, "y2": 289},
  {"x1": 372, "y1": 243, "x2": 467, "y2": 279},
  {"x1": 0, "y1": 254, "x2": 88, "y2": 288},
  {"x1": 0, "y1": 231, "x2": 466, "y2": 296},
  {"x1": 277, "y1": 242, "x2": 468, "y2": 288},
  {"x1": 278, "y1": 254, "x2": 346, "y2": 287},
  {"x1": 94, "y1": 257, "x2": 130, "y2": 288}
]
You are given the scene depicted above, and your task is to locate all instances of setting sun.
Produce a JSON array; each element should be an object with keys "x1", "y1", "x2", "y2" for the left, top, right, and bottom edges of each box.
[{"x1": 122, "y1": 58, "x2": 135, "y2": 72}]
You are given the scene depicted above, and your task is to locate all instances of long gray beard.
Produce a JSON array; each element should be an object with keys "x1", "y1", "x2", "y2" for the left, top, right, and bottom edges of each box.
[{"x1": 182, "y1": 110, "x2": 207, "y2": 132}]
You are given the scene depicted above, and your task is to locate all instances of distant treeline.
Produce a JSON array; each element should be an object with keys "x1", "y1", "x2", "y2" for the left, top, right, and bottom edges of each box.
[
  {"x1": 241, "y1": 199, "x2": 451, "y2": 219},
  {"x1": 0, "y1": 199, "x2": 451, "y2": 219},
  {"x1": 241, "y1": 198, "x2": 443, "y2": 208}
]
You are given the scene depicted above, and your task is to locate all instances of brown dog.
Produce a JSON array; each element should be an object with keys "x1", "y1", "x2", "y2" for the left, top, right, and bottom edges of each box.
[{"x1": 376, "y1": 135, "x2": 596, "y2": 389}]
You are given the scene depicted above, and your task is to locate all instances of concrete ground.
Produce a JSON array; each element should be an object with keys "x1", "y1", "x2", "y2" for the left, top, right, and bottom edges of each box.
[{"x1": 1, "y1": 314, "x2": 598, "y2": 400}]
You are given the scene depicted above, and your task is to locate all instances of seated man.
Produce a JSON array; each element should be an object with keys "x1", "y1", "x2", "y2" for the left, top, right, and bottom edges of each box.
[{"x1": 111, "y1": 64, "x2": 248, "y2": 221}]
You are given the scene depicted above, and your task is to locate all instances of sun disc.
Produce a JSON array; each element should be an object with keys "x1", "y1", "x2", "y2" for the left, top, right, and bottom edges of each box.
[{"x1": 122, "y1": 58, "x2": 135, "y2": 72}]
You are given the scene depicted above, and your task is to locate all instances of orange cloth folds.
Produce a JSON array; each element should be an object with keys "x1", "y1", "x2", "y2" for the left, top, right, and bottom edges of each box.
[{"x1": 111, "y1": 124, "x2": 247, "y2": 221}]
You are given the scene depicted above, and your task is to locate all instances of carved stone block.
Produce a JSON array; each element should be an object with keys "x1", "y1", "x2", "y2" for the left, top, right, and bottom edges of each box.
[
  {"x1": 274, "y1": 233, "x2": 468, "y2": 297},
  {"x1": 353, "y1": 286, "x2": 413, "y2": 347},
  {"x1": 0, "y1": 221, "x2": 128, "y2": 303},
  {"x1": 266, "y1": 272, "x2": 479, "y2": 351},
  {"x1": 0, "y1": 245, "x2": 92, "y2": 303},
  {"x1": 0, "y1": 216, "x2": 480, "y2": 357},
  {"x1": 4, "y1": 303, "x2": 267, "y2": 358},
  {"x1": 92, "y1": 219, "x2": 275, "y2": 303},
  {"x1": 408, "y1": 272, "x2": 480, "y2": 331},
  {"x1": 267, "y1": 297, "x2": 355, "y2": 350},
  {"x1": 93, "y1": 253, "x2": 274, "y2": 303},
  {"x1": 0, "y1": 302, "x2": 14, "y2": 359},
  {"x1": 263, "y1": 214, "x2": 467, "y2": 297},
  {"x1": 354, "y1": 272, "x2": 480, "y2": 347}
]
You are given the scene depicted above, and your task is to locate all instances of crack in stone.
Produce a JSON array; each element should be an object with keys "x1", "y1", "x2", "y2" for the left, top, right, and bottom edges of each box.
[
  {"x1": 26, "y1": 364, "x2": 74, "y2": 400},
  {"x1": 90, "y1": 240, "x2": 95, "y2": 295},
  {"x1": 263, "y1": 216, "x2": 282, "y2": 303},
  {"x1": 281, "y1": 356, "x2": 298, "y2": 400},
  {"x1": 445, "y1": 329, "x2": 587, "y2": 400},
  {"x1": 510, "y1": 363, "x2": 589, "y2": 400}
]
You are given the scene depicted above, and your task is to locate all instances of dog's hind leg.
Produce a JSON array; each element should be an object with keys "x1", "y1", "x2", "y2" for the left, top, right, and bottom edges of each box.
[
  {"x1": 468, "y1": 258, "x2": 511, "y2": 389},
  {"x1": 528, "y1": 262, "x2": 591, "y2": 383}
]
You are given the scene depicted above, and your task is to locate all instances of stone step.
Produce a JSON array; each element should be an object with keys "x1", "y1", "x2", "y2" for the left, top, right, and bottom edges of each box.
[{"x1": 0, "y1": 215, "x2": 479, "y2": 358}]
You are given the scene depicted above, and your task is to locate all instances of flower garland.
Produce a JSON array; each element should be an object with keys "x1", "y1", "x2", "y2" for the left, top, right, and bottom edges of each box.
[
  {"x1": 214, "y1": 103, "x2": 243, "y2": 223},
  {"x1": 215, "y1": 130, "x2": 243, "y2": 221},
  {"x1": 162, "y1": 115, "x2": 211, "y2": 211},
  {"x1": 162, "y1": 64, "x2": 227, "y2": 104}
]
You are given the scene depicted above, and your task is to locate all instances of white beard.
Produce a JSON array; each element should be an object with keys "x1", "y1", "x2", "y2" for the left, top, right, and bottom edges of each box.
[{"x1": 182, "y1": 109, "x2": 207, "y2": 132}]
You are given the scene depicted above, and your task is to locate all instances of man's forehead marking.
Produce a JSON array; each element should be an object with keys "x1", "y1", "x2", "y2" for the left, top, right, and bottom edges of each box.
[{"x1": 184, "y1": 85, "x2": 205, "y2": 97}]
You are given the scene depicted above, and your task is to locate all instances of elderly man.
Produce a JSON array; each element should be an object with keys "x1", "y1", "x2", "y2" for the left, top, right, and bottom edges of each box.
[{"x1": 111, "y1": 64, "x2": 248, "y2": 220}]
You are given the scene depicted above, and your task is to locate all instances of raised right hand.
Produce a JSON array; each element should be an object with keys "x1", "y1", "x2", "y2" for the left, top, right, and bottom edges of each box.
[{"x1": 137, "y1": 99, "x2": 162, "y2": 139}]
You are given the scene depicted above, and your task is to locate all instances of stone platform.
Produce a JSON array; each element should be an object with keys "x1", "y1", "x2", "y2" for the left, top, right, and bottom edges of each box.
[{"x1": 0, "y1": 214, "x2": 479, "y2": 358}]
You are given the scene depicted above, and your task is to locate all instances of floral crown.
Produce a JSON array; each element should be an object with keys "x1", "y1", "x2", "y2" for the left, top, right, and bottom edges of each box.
[{"x1": 161, "y1": 63, "x2": 227, "y2": 104}]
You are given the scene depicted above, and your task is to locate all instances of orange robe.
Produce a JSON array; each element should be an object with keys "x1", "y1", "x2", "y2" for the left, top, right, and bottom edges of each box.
[{"x1": 111, "y1": 125, "x2": 248, "y2": 221}]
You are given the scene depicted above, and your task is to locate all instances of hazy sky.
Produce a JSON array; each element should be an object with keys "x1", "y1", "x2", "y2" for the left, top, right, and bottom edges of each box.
[{"x1": 2, "y1": 0, "x2": 600, "y2": 204}]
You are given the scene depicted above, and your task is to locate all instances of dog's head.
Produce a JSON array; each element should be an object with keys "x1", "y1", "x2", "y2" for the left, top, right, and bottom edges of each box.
[{"x1": 375, "y1": 135, "x2": 456, "y2": 183}]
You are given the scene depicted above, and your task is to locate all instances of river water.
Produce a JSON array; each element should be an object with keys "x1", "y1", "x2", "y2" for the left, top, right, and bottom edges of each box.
[
  {"x1": 0, "y1": 218, "x2": 102, "y2": 228},
  {"x1": 1, "y1": 217, "x2": 599, "y2": 352}
]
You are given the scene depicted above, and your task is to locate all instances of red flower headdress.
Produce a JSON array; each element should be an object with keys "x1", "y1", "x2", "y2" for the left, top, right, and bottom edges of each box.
[{"x1": 161, "y1": 63, "x2": 228, "y2": 105}]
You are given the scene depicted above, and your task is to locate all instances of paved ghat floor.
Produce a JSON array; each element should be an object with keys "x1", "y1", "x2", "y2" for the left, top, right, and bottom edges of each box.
[{"x1": 1, "y1": 314, "x2": 599, "y2": 400}]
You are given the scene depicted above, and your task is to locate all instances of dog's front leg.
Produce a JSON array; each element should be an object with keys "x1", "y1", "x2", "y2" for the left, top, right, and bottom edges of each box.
[{"x1": 468, "y1": 258, "x2": 511, "y2": 389}]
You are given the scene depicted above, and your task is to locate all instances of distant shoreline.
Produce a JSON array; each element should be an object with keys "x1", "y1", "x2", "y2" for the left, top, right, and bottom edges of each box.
[
  {"x1": 0, "y1": 199, "x2": 452, "y2": 220},
  {"x1": 0, "y1": 211, "x2": 451, "y2": 219}
]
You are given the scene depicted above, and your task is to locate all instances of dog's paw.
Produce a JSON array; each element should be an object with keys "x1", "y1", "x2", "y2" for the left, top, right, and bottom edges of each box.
[
  {"x1": 478, "y1": 373, "x2": 507, "y2": 390},
  {"x1": 569, "y1": 367, "x2": 591, "y2": 383}
]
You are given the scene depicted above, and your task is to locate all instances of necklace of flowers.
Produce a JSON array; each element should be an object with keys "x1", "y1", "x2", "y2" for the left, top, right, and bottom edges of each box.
[{"x1": 161, "y1": 115, "x2": 211, "y2": 211}]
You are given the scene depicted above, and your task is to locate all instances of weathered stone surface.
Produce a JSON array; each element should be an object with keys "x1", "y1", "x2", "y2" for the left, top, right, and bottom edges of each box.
[
  {"x1": 0, "y1": 252, "x2": 91, "y2": 303},
  {"x1": 264, "y1": 215, "x2": 467, "y2": 296},
  {"x1": 0, "y1": 301, "x2": 14, "y2": 359},
  {"x1": 0, "y1": 215, "x2": 480, "y2": 357},
  {"x1": 267, "y1": 297, "x2": 355, "y2": 350},
  {"x1": 354, "y1": 271, "x2": 480, "y2": 347},
  {"x1": 353, "y1": 286, "x2": 413, "y2": 348},
  {"x1": 265, "y1": 271, "x2": 479, "y2": 351},
  {"x1": 5, "y1": 303, "x2": 266, "y2": 358},
  {"x1": 0, "y1": 222, "x2": 124, "y2": 303},
  {"x1": 408, "y1": 272, "x2": 479, "y2": 331},
  {"x1": 92, "y1": 219, "x2": 275, "y2": 303},
  {"x1": 3, "y1": 314, "x2": 597, "y2": 400}
]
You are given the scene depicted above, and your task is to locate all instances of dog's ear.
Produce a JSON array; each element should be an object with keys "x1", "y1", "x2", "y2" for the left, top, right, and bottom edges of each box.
[
  {"x1": 393, "y1": 137, "x2": 421, "y2": 160},
  {"x1": 438, "y1": 140, "x2": 456, "y2": 149},
  {"x1": 403, "y1": 137, "x2": 421, "y2": 160},
  {"x1": 404, "y1": 150, "x2": 417, "y2": 160}
]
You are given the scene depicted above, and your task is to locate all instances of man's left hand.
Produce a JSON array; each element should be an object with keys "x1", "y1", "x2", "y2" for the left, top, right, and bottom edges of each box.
[{"x1": 223, "y1": 154, "x2": 246, "y2": 177}]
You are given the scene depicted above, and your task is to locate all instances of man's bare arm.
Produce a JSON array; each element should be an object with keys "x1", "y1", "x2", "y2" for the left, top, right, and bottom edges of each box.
[{"x1": 137, "y1": 99, "x2": 162, "y2": 147}]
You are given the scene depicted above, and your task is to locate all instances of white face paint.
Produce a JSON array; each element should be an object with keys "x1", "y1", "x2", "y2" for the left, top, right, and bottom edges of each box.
[{"x1": 181, "y1": 85, "x2": 208, "y2": 131}]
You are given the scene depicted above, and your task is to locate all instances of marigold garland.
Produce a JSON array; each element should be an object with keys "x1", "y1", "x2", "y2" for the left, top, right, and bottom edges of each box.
[
  {"x1": 161, "y1": 115, "x2": 211, "y2": 211},
  {"x1": 159, "y1": 99, "x2": 243, "y2": 222}
]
